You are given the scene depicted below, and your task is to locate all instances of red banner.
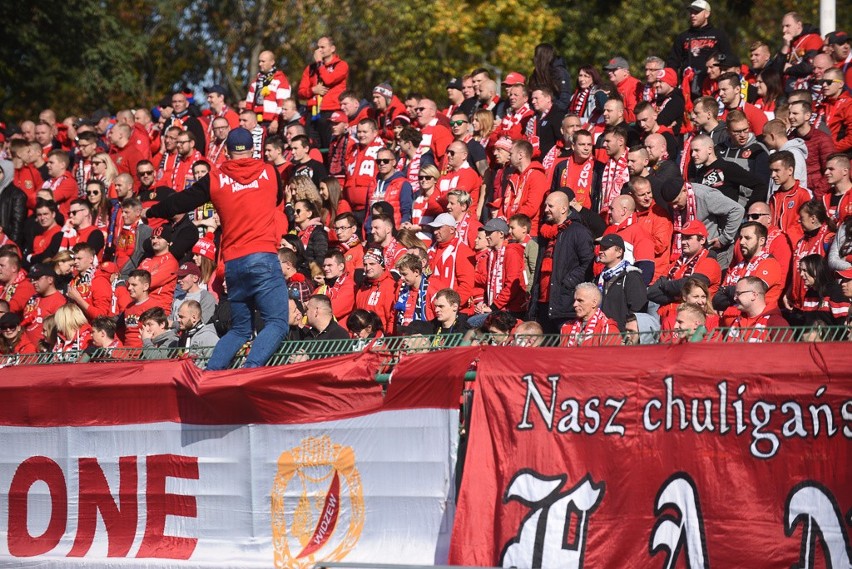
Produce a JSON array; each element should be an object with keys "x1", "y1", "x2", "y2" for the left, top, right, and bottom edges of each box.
[{"x1": 450, "y1": 343, "x2": 852, "y2": 569}]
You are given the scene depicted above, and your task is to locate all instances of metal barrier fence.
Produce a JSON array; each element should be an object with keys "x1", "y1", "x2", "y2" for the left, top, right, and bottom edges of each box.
[{"x1": 1, "y1": 326, "x2": 848, "y2": 371}]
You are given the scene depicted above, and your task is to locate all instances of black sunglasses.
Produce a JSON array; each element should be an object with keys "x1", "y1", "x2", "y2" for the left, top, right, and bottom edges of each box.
[
  {"x1": 376, "y1": 158, "x2": 394, "y2": 164},
  {"x1": 418, "y1": 175, "x2": 435, "y2": 181}
]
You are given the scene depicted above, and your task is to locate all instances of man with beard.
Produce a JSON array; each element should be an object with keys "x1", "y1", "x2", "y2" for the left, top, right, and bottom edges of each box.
[
  {"x1": 789, "y1": 100, "x2": 835, "y2": 199},
  {"x1": 206, "y1": 117, "x2": 230, "y2": 167},
  {"x1": 354, "y1": 247, "x2": 396, "y2": 332},
  {"x1": 715, "y1": 221, "x2": 784, "y2": 312},
  {"x1": 550, "y1": 129, "x2": 598, "y2": 210},
  {"x1": 718, "y1": 111, "x2": 771, "y2": 184}
]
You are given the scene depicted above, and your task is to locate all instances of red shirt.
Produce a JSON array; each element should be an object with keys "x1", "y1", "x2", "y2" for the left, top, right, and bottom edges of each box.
[
  {"x1": 318, "y1": 272, "x2": 356, "y2": 323},
  {"x1": 120, "y1": 297, "x2": 154, "y2": 348},
  {"x1": 615, "y1": 75, "x2": 643, "y2": 122},
  {"x1": 436, "y1": 163, "x2": 483, "y2": 213},
  {"x1": 139, "y1": 253, "x2": 179, "y2": 314},
  {"x1": 418, "y1": 119, "x2": 454, "y2": 164},
  {"x1": 297, "y1": 55, "x2": 349, "y2": 112},
  {"x1": 344, "y1": 137, "x2": 384, "y2": 210},
  {"x1": 503, "y1": 162, "x2": 548, "y2": 236},
  {"x1": 355, "y1": 271, "x2": 398, "y2": 333},
  {"x1": 32, "y1": 224, "x2": 61, "y2": 256},
  {"x1": 722, "y1": 307, "x2": 788, "y2": 342},
  {"x1": 42, "y1": 173, "x2": 78, "y2": 217},
  {"x1": 0, "y1": 270, "x2": 36, "y2": 316},
  {"x1": 635, "y1": 205, "x2": 673, "y2": 283},
  {"x1": 22, "y1": 291, "x2": 66, "y2": 344}
]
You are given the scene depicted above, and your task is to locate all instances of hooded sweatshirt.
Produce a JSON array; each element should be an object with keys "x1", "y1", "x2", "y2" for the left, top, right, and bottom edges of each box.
[
  {"x1": 767, "y1": 137, "x2": 809, "y2": 201},
  {"x1": 147, "y1": 158, "x2": 281, "y2": 262}
]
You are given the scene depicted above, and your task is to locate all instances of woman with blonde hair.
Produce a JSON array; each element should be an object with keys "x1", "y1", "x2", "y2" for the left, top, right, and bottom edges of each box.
[
  {"x1": 91, "y1": 152, "x2": 118, "y2": 196},
  {"x1": 52, "y1": 303, "x2": 92, "y2": 355},
  {"x1": 288, "y1": 176, "x2": 323, "y2": 216},
  {"x1": 472, "y1": 109, "x2": 496, "y2": 150},
  {"x1": 405, "y1": 163, "x2": 441, "y2": 245},
  {"x1": 50, "y1": 250, "x2": 75, "y2": 293}
]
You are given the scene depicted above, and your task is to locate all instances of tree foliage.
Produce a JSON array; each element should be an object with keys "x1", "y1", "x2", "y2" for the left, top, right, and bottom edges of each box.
[{"x1": 0, "y1": 0, "x2": 849, "y2": 122}]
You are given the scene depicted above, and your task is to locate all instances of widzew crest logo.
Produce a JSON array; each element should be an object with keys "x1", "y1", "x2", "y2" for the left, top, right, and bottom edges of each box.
[
  {"x1": 271, "y1": 436, "x2": 365, "y2": 569},
  {"x1": 500, "y1": 469, "x2": 605, "y2": 569}
]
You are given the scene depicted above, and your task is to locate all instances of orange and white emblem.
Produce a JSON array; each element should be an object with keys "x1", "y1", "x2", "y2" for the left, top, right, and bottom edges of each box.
[{"x1": 271, "y1": 435, "x2": 365, "y2": 568}]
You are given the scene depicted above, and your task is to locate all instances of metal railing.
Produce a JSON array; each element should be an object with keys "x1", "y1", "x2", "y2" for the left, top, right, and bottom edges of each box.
[{"x1": 1, "y1": 326, "x2": 848, "y2": 371}]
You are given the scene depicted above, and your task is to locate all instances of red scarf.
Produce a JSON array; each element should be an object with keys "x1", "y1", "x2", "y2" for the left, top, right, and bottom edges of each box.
[
  {"x1": 564, "y1": 308, "x2": 609, "y2": 346},
  {"x1": 383, "y1": 238, "x2": 406, "y2": 269},
  {"x1": 559, "y1": 156, "x2": 595, "y2": 209},
  {"x1": 668, "y1": 248, "x2": 709, "y2": 279},
  {"x1": 570, "y1": 88, "x2": 591, "y2": 116},
  {"x1": 455, "y1": 212, "x2": 475, "y2": 245},
  {"x1": 672, "y1": 184, "x2": 698, "y2": 252},
  {"x1": 298, "y1": 220, "x2": 323, "y2": 247},
  {"x1": 600, "y1": 153, "x2": 629, "y2": 212},
  {"x1": 0, "y1": 270, "x2": 27, "y2": 303}
]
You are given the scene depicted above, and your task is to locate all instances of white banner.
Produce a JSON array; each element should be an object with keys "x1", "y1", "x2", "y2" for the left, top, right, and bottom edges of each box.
[{"x1": 0, "y1": 409, "x2": 458, "y2": 568}]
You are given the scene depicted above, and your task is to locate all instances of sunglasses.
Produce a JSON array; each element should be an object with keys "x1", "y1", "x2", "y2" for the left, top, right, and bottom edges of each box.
[
  {"x1": 86, "y1": 191, "x2": 101, "y2": 196},
  {"x1": 0, "y1": 326, "x2": 16, "y2": 331},
  {"x1": 418, "y1": 175, "x2": 435, "y2": 181},
  {"x1": 137, "y1": 170, "x2": 155, "y2": 176},
  {"x1": 69, "y1": 209, "x2": 86, "y2": 216},
  {"x1": 92, "y1": 160, "x2": 106, "y2": 165},
  {"x1": 450, "y1": 120, "x2": 468, "y2": 126},
  {"x1": 818, "y1": 79, "x2": 840, "y2": 86},
  {"x1": 376, "y1": 158, "x2": 394, "y2": 164},
  {"x1": 746, "y1": 213, "x2": 769, "y2": 220},
  {"x1": 446, "y1": 150, "x2": 457, "y2": 156},
  {"x1": 415, "y1": 107, "x2": 426, "y2": 112}
]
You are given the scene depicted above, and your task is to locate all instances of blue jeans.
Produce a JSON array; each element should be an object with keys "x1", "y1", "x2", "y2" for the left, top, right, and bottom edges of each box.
[{"x1": 206, "y1": 253, "x2": 290, "y2": 370}]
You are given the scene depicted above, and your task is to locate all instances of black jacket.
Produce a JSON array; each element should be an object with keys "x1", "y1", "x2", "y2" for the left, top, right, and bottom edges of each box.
[
  {"x1": 600, "y1": 267, "x2": 648, "y2": 330},
  {"x1": 529, "y1": 214, "x2": 594, "y2": 320},
  {"x1": 0, "y1": 159, "x2": 26, "y2": 245},
  {"x1": 667, "y1": 23, "x2": 733, "y2": 95}
]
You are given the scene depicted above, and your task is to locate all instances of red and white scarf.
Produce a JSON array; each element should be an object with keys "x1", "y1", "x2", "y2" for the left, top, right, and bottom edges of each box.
[
  {"x1": 298, "y1": 220, "x2": 323, "y2": 247},
  {"x1": 486, "y1": 245, "x2": 506, "y2": 306},
  {"x1": 500, "y1": 104, "x2": 532, "y2": 133},
  {"x1": 570, "y1": 88, "x2": 592, "y2": 116},
  {"x1": 383, "y1": 238, "x2": 406, "y2": 269},
  {"x1": 724, "y1": 250, "x2": 771, "y2": 286},
  {"x1": 600, "y1": 153, "x2": 629, "y2": 212},
  {"x1": 564, "y1": 308, "x2": 608, "y2": 347},
  {"x1": 455, "y1": 212, "x2": 475, "y2": 245},
  {"x1": 504, "y1": 166, "x2": 536, "y2": 218},
  {"x1": 672, "y1": 184, "x2": 698, "y2": 252},
  {"x1": 0, "y1": 270, "x2": 27, "y2": 303}
]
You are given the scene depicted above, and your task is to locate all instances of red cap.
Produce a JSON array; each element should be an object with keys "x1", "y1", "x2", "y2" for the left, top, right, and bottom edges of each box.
[
  {"x1": 658, "y1": 68, "x2": 678, "y2": 88},
  {"x1": 98, "y1": 261, "x2": 119, "y2": 275},
  {"x1": 502, "y1": 72, "x2": 526, "y2": 86},
  {"x1": 329, "y1": 111, "x2": 347, "y2": 124},
  {"x1": 678, "y1": 220, "x2": 708, "y2": 238},
  {"x1": 838, "y1": 267, "x2": 852, "y2": 279}
]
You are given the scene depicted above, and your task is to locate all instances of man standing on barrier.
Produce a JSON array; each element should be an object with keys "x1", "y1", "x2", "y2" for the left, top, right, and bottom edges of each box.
[{"x1": 145, "y1": 128, "x2": 289, "y2": 370}]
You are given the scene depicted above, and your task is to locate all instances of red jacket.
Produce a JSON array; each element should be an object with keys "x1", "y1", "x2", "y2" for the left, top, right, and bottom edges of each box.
[
  {"x1": 476, "y1": 242, "x2": 528, "y2": 313},
  {"x1": 355, "y1": 271, "x2": 397, "y2": 333},
  {"x1": 70, "y1": 269, "x2": 114, "y2": 319},
  {"x1": 297, "y1": 55, "x2": 349, "y2": 112},
  {"x1": 731, "y1": 226, "x2": 793, "y2": 287},
  {"x1": 823, "y1": 92, "x2": 852, "y2": 153},
  {"x1": 615, "y1": 75, "x2": 643, "y2": 122},
  {"x1": 435, "y1": 163, "x2": 483, "y2": 213},
  {"x1": 245, "y1": 69, "x2": 291, "y2": 122},
  {"x1": 344, "y1": 137, "x2": 384, "y2": 210},
  {"x1": 318, "y1": 272, "x2": 356, "y2": 322},
  {"x1": 111, "y1": 141, "x2": 148, "y2": 186},
  {"x1": 794, "y1": 127, "x2": 836, "y2": 199},
  {"x1": 429, "y1": 237, "x2": 476, "y2": 307},
  {"x1": 42, "y1": 173, "x2": 78, "y2": 218},
  {"x1": 823, "y1": 190, "x2": 852, "y2": 224},
  {"x1": 769, "y1": 181, "x2": 811, "y2": 245},
  {"x1": 0, "y1": 270, "x2": 36, "y2": 316},
  {"x1": 419, "y1": 119, "x2": 454, "y2": 164},
  {"x1": 22, "y1": 291, "x2": 66, "y2": 345},
  {"x1": 503, "y1": 161, "x2": 548, "y2": 236},
  {"x1": 635, "y1": 205, "x2": 673, "y2": 282}
]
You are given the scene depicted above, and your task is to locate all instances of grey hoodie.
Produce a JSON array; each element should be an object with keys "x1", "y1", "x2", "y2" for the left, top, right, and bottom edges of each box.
[{"x1": 767, "y1": 138, "x2": 809, "y2": 200}]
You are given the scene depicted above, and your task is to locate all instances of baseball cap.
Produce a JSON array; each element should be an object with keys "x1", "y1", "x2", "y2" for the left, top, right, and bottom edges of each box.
[
  {"x1": 329, "y1": 111, "x2": 348, "y2": 124},
  {"x1": 502, "y1": 72, "x2": 526, "y2": 86},
  {"x1": 483, "y1": 218, "x2": 510, "y2": 234},
  {"x1": 599, "y1": 234, "x2": 625, "y2": 250},
  {"x1": 29, "y1": 263, "x2": 57, "y2": 280},
  {"x1": 689, "y1": 0, "x2": 711, "y2": 12},
  {"x1": 447, "y1": 77, "x2": 464, "y2": 90},
  {"x1": 204, "y1": 85, "x2": 228, "y2": 96},
  {"x1": 427, "y1": 213, "x2": 458, "y2": 229},
  {"x1": 226, "y1": 127, "x2": 254, "y2": 153},
  {"x1": 603, "y1": 57, "x2": 629, "y2": 71},
  {"x1": 177, "y1": 262, "x2": 202, "y2": 278},
  {"x1": 0, "y1": 312, "x2": 21, "y2": 329},
  {"x1": 99, "y1": 261, "x2": 119, "y2": 275},
  {"x1": 826, "y1": 31, "x2": 849, "y2": 45},
  {"x1": 678, "y1": 220, "x2": 709, "y2": 238},
  {"x1": 838, "y1": 267, "x2": 852, "y2": 280},
  {"x1": 152, "y1": 224, "x2": 173, "y2": 242}
]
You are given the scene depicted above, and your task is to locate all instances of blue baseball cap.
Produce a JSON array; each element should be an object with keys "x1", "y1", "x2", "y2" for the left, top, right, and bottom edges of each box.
[{"x1": 226, "y1": 128, "x2": 254, "y2": 153}]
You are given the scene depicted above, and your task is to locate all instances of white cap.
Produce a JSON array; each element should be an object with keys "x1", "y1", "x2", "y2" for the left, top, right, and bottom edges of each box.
[
  {"x1": 690, "y1": 0, "x2": 710, "y2": 11},
  {"x1": 427, "y1": 213, "x2": 458, "y2": 229}
]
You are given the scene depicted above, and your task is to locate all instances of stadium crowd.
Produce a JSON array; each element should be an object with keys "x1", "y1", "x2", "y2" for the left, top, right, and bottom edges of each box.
[{"x1": 1, "y1": 1, "x2": 852, "y2": 365}]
